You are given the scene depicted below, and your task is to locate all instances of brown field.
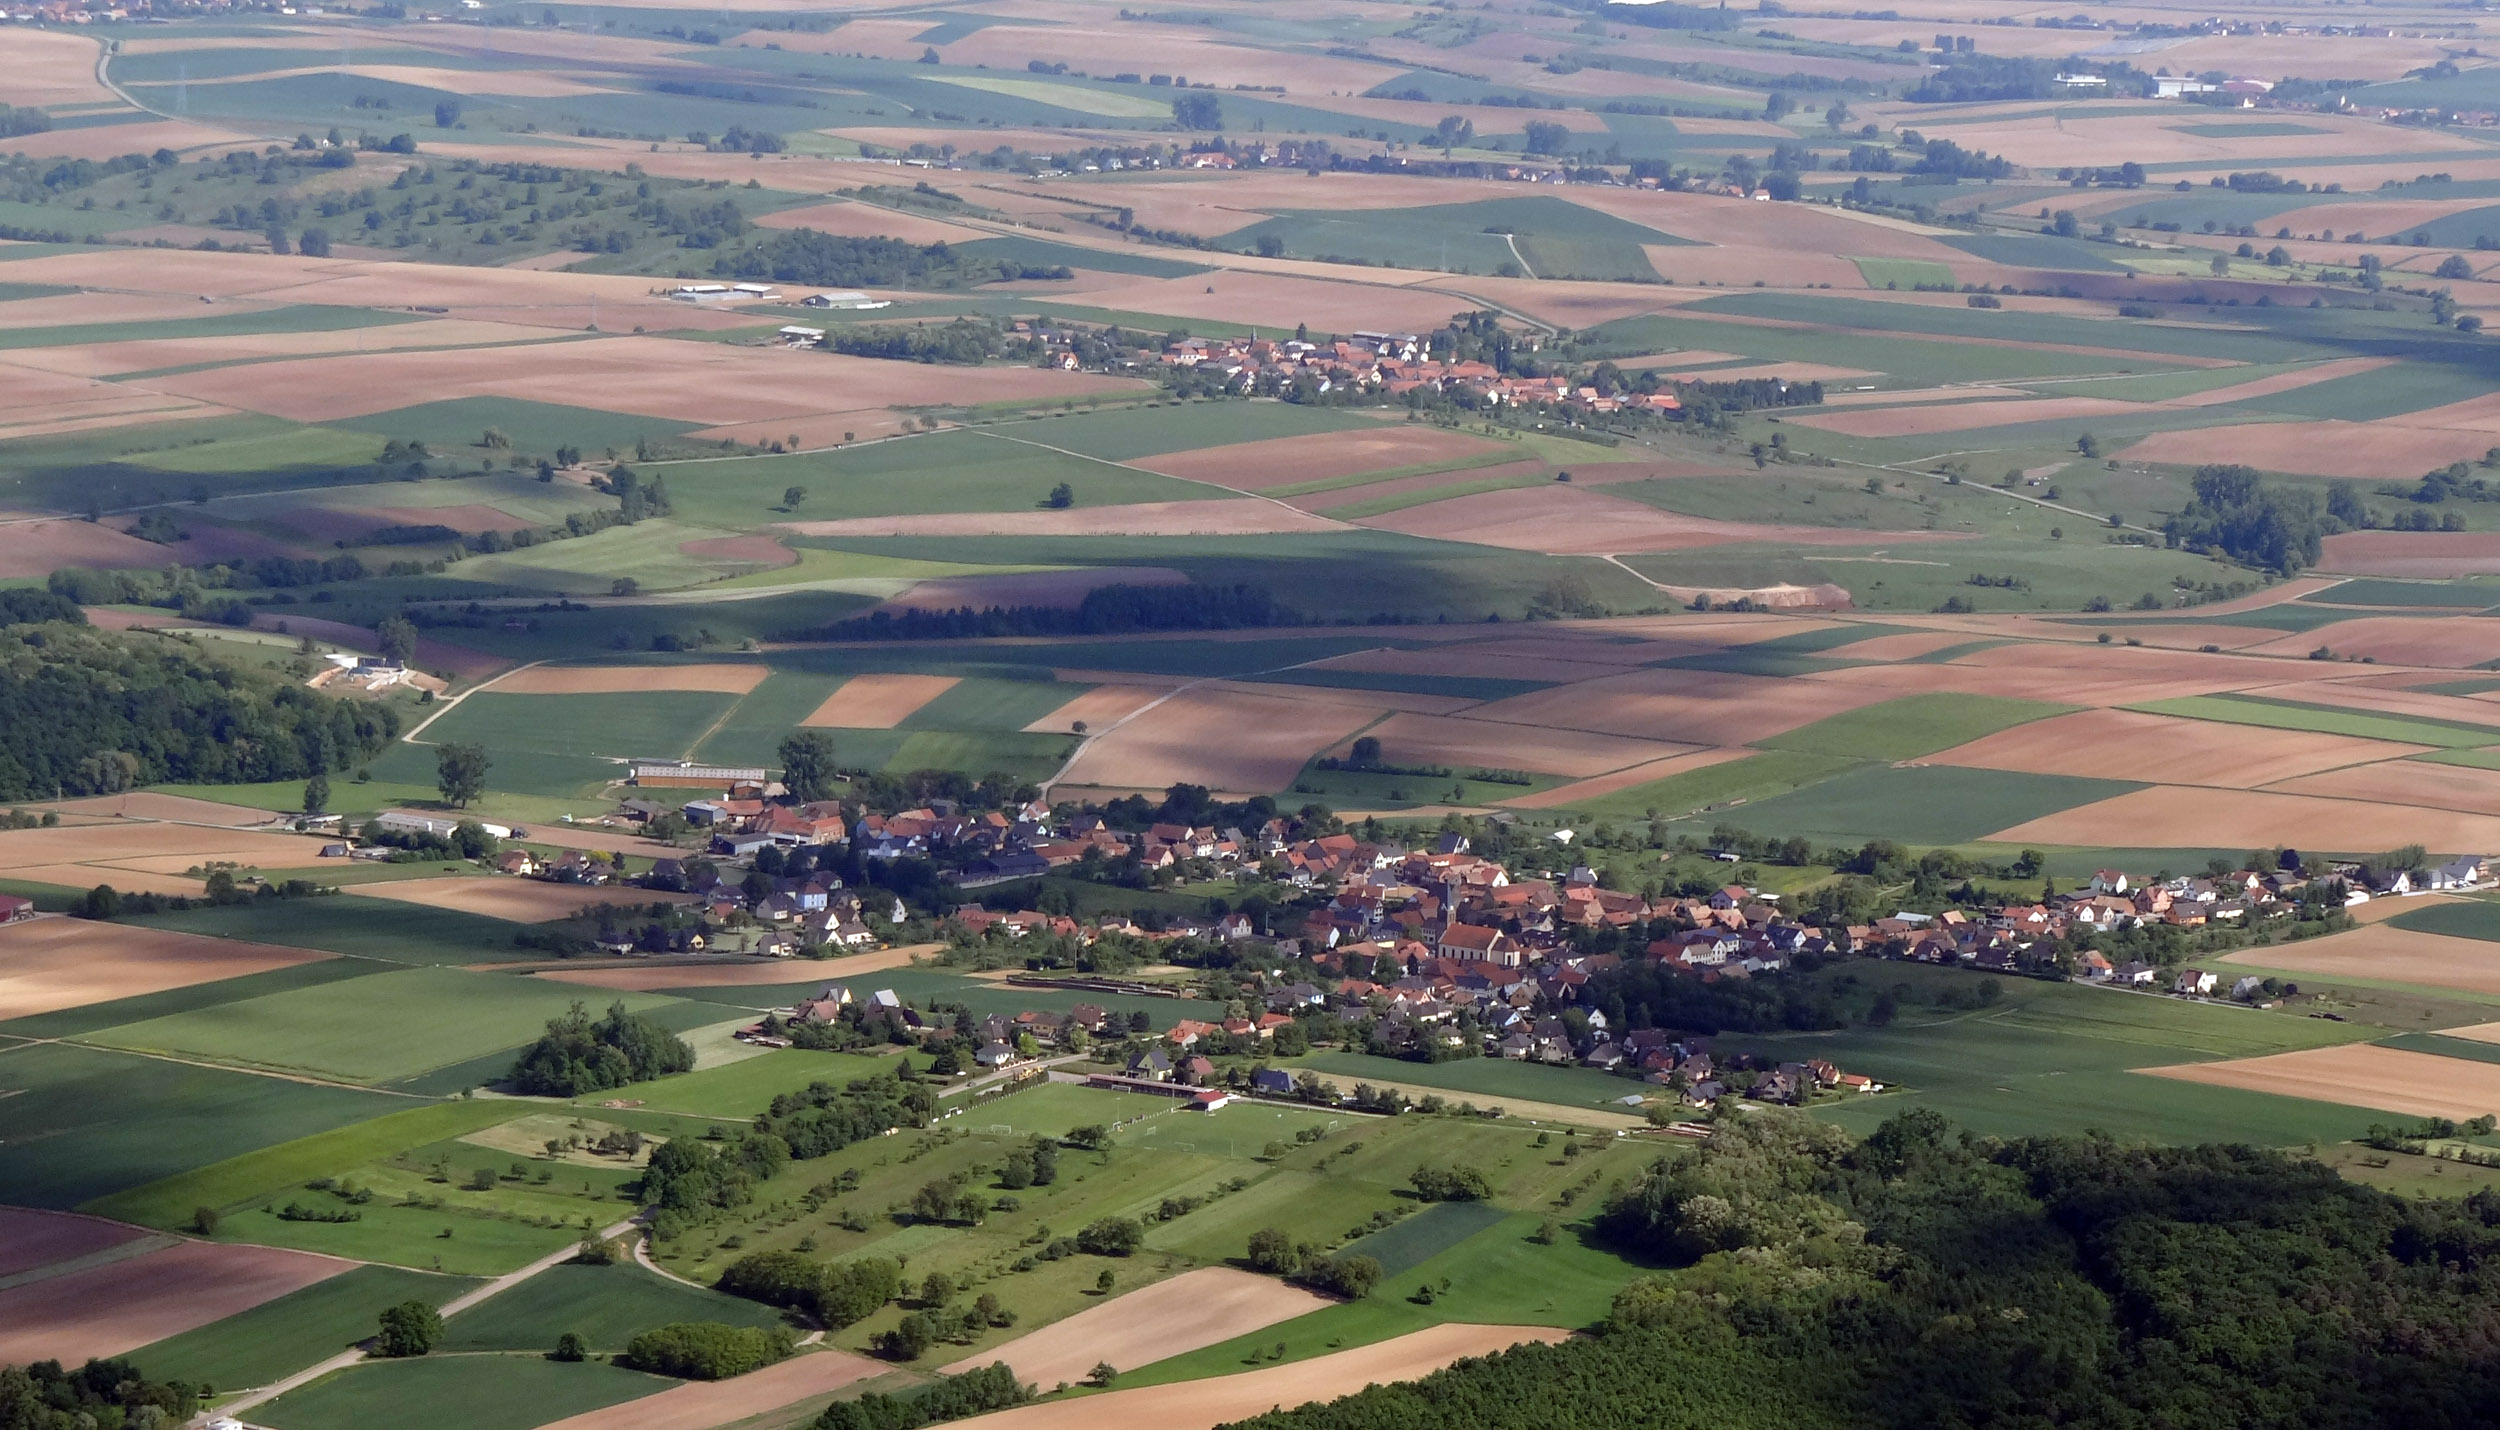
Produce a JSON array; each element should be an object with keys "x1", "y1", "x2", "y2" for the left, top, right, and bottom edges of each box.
[
  {"x1": 2119, "y1": 420, "x2": 2500, "y2": 480},
  {"x1": 1300, "y1": 646, "x2": 1641, "y2": 686},
  {"x1": 1800, "y1": 642, "x2": 2296, "y2": 706},
  {"x1": 350, "y1": 878, "x2": 692, "y2": 923},
  {"x1": 802, "y1": 673, "x2": 960, "y2": 728},
  {"x1": 2223, "y1": 921, "x2": 2500, "y2": 994},
  {"x1": 880, "y1": 567, "x2": 1191, "y2": 613},
  {"x1": 2163, "y1": 357, "x2": 2397, "y2": 407},
  {"x1": 493, "y1": 664, "x2": 768, "y2": 696},
  {"x1": 950, "y1": 1323, "x2": 1571, "y2": 1430},
  {"x1": 535, "y1": 1348, "x2": 883, "y2": 1430},
  {"x1": 1367, "y1": 484, "x2": 1961, "y2": 556},
  {"x1": 2266, "y1": 761, "x2": 2500, "y2": 818},
  {"x1": 40, "y1": 792, "x2": 283, "y2": 826},
  {"x1": 1325, "y1": 711, "x2": 1687, "y2": 777},
  {"x1": 2141, "y1": 1044, "x2": 2500, "y2": 1121},
  {"x1": 0, "y1": 515, "x2": 277, "y2": 579},
  {"x1": 4, "y1": 319, "x2": 581, "y2": 380},
  {"x1": 2244, "y1": 616, "x2": 2500, "y2": 668},
  {"x1": 1137, "y1": 426, "x2": 1510, "y2": 489},
  {"x1": 1927, "y1": 708, "x2": 2426, "y2": 789},
  {"x1": 1990, "y1": 784, "x2": 2500, "y2": 853},
  {"x1": 0, "y1": 120, "x2": 253, "y2": 162},
  {"x1": 779, "y1": 498, "x2": 1338, "y2": 539},
  {"x1": 1022, "y1": 684, "x2": 1169, "y2": 734},
  {"x1": 0, "y1": 30, "x2": 115, "y2": 107},
  {"x1": 1212, "y1": 679, "x2": 1477, "y2": 718},
  {"x1": 1817, "y1": 629, "x2": 1983, "y2": 661},
  {"x1": 1463, "y1": 667, "x2": 1886, "y2": 746},
  {"x1": 2432, "y1": 1021, "x2": 2500, "y2": 1044},
  {"x1": 1498, "y1": 746, "x2": 1754, "y2": 810},
  {"x1": 752, "y1": 200, "x2": 987, "y2": 245},
  {"x1": 0, "y1": 919, "x2": 331, "y2": 1021},
  {"x1": 528, "y1": 943, "x2": 934, "y2": 991},
  {"x1": 0, "y1": 1209, "x2": 149, "y2": 1281},
  {"x1": 944, "y1": 1268, "x2": 1328, "y2": 1386},
  {"x1": 2318, "y1": 531, "x2": 2500, "y2": 578},
  {"x1": 0, "y1": 1239, "x2": 348, "y2": 1367},
  {"x1": 1056, "y1": 686, "x2": 1381, "y2": 794},
  {"x1": 0, "y1": 823, "x2": 328, "y2": 878},
  {"x1": 148, "y1": 337, "x2": 1143, "y2": 425},
  {"x1": 1788, "y1": 395, "x2": 2147, "y2": 439}
]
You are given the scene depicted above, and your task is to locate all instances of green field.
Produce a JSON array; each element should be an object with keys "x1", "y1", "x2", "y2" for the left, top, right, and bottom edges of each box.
[
  {"x1": 129, "y1": 897, "x2": 538, "y2": 966},
  {"x1": 1755, "y1": 693, "x2": 2074, "y2": 761},
  {"x1": 81, "y1": 967, "x2": 686, "y2": 1086},
  {"x1": 628, "y1": 1048, "x2": 919, "y2": 1120},
  {"x1": 2130, "y1": 694, "x2": 2500, "y2": 747},
  {"x1": 255, "y1": 1353, "x2": 671, "y2": 1430},
  {"x1": 1341, "y1": 1199, "x2": 1510, "y2": 1276},
  {"x1": 131, "y1": 1266, "x2": 482, "y2": 1392},
  {"x1": 1296, "y1": 1051, "x2": 1644, "y2": 1110},
  {"x1": 1851, "y1": 257, "x2": 1958, "y2": 289},
  {"x1": 439, "y1": 1262, "x2": 787, "y2": 1353},
  {"x1": 413, "y1": 690, "x2": 745, "y2": 774},
  {"x1": 0, "y1": 957, "x2": 379, "y2": 1041},
  {"x1": 1688, "y1": 765, "x2": 2141, "y2": 845},
  {"x1": 2390, "y1": 899, "x2": 2500, "y2": 943},
  {"x1": 0, "y1": 1042, "x2": 398, "y2": 1211},
  {"x1": 1219, "y1": 197, "x2": 1686, "y2": 280},
  {"x1": 1551, "y1": 749, "x2": 1862, "y2": 821}
]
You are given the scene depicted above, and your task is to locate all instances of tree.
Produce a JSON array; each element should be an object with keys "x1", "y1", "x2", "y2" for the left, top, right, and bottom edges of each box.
[
  {"x1": 1246, "y1": 1226, "x2": 1295, "y2": 1272},
  {"x1": 298, "y1": 226, "x2": 333, "y2": 257},
  {"x1": 783, "y1": 486, "x2": 807, "y2": 510},
  {"x1": 433, "y1": 99, "x2": 461, "y2": 128},
  {"x1": 1523, "y1": 120, "x2": 1568, "y2": 155},
  {"x1": 2074, "y1": 433, "x2": 2101, "y2": 458},
  {"x1": 302, "y1": 769, "x2": 330, "y2": 817},
  {"x1": 1349, "y1": 735, "x2": 1382, "y2": 768},
  {"x1": 1172, "y1": 93, "x2": 1223, "y2": 130},
  {"x1": 436, "y1": 742, "x2": 488, "y2": 808},
  {"x1": 375, "y1": 1300, "x2": 442, "y2": 1357},
  {"x1": 778, "y1": 731, "x2": 838, "y2": 804},
  {"x1": 375, "y1": 613, "x2": 418, "y2": 664},
  {"x1": 1046, "y1": 482, "x2": 1074, "y2": 509},
  {"x1": 1089, "y1": 1360, "x2": 1118, "y2": 1387},
  {"x1": 507, "y1": 1000, "x2": 695, "y2": 1096},
  {"x1": 551, "y1": 1332, "x2": 586, "y2": 1362},
  {"x1": 1433, "y1": 114, "x2": 1474, "y2": 151},
  {"x1": 1080, "y1": 1217, "x2": 1144, "y2": 1255}
]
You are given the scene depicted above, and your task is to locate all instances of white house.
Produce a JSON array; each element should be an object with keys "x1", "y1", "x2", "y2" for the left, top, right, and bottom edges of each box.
[
  {"x1": 801, "y1": 290, "x2": 891, "y2": 310},
  {"x1": 2430, "y1": 856, "x2": 2485, "y2": 891},
  {"x1": 2174, "y1": 969, "x2": 2218, "y2": 996}
]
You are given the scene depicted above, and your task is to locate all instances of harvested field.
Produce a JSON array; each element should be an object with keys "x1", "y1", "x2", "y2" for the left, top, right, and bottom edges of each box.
[
  {"x1": 350, "y1": 878, "x2": 693, "y2": 924},
  {"x1": 1789, "y1": 396, "x2": 2147, "y2": 439},
  {"x1": 678, "y1": 534, "x2": 795, "y2": 569},
  {"x1": 1325, "y1": 712, "x2": 1687, "y2": 778},
  {"x1": 2119, "y1": 421, "x2": 2500, "y2": 480},
  {"x1": 1990, "y1": 785, "x2": 2500, "y2": 854},
  {"x1": 2267, "y1": 762, "x2": 2500, "y2": 819},
  {"x1": 1022, "y1": 684, "x2": 1169, "y2": 734},
  {"x1": 751, "y1": 200, "x2": 986, "y2": 245},
  {"x1": 0, "y1": 515, "x2": 287, "y2": 580},
  {"x1": 1461, "y1": 667, "x2": 1887, "y2": 745},
  {"x1": 5, "y1": 319, "x2": 581, "y2": 381},
  {"x1": 2141, "y1": 1044, "x2": 2500, "y2": 1121},
  {"x1": 1137, "y1": 426, "x2": 1511, "y2": 489},
  {"x1": 2244, "y1": 617, "x2": 2500, "y2": 668},
  {"x1": 1801, "y1": 644, "x2": 2287, "y2": 706},
  {"x1": 1927, "y1": 708, "x2": 2425, "y2": 789},
  {"x1": 880, "y1": 567, "x2": 1190, "y2": 613},
  {"x1": 2164, "y1": 357, "x2": 2397, "y2": 407},
  {"x1": 358, "y1": 503, "x2": 539, "y2": 536},
  {"x1": 1500, "y1": 746, "x2": 1752, "y2": 810},
  {"x1": 779, "y1": 498, "x2": 1337, "y2": 538},
  {"x1": 1037, "y1": 272, "x2": 1469, "y2": 333},
  {"x1": 527, "y1": 943, "x2": 932, "y2": 991},
  {"x1": 39, "y1": 792, "x2": 281, "y2": 826},
  {"x1": 1056, "y1": 686, "x2": 1382, "y2": 794},
  {"x1": 946, "y1": 1268, "x2": 1326, "y2": 1385},
  {"x1": 148, "y1": 337, "x2": 1142, "y2": 425},
  {"x1": 532, "y1": 1349, "x2": 884, "y2": 1430},
  {"x1": 950, "y1": 1323, "x2": 1571, "y2": 1430},
  {"x1": 0, "y1": 1239, "x2": 347, "y2": 1368},
  {"x1": 492, "y1": 664, "x2": 768, "y2": 696},
  {"x1": 2222, "y1": 922, "x2": 2500, "y2": 994},
  {"x1": 0, "y1": 1209, "x2": 147, "y2": 1281},
  {"x1": 2318, "y1": 531, "x2": 2500, "y2": 578},
  {"x1": 2433, "y1": 1021, "x2": 2500, "y2": 1044},
  {"x1": 0, "y1": 120, "x2": 250, "y2": 162},
  {"x1": 0, "y1": 30, "x2": 114, "y2": 107},
  {"x1": 802, "y1": 673, "x2": 960, "y2": 728},
  {"x1": 1818, "y1": 630, "x2": 1984, "y2": 661},
  {"x1": 1213, "y1": 679, "x2": 1477, "y2": 718},
  {"x1": 0, "y1": 865, "x2": 210, "y2": 897},
  {"x1": 1364, "y1": 484, "x2": 1962, "y2": 556},
  {"x1": 0, "y1": 919, "x2": 331, "y2": 1022},
  {"x1": 0, "y1": 823, "x2": 327, "y2": 879}
]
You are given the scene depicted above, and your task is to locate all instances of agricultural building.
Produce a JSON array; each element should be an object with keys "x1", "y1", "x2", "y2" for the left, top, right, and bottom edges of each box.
[{"x1": 631, "y1": 762, "x2": 770, "y2": 789}]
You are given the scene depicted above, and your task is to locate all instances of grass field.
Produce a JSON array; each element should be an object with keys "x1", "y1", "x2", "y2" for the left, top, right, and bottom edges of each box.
[
  {"x1": 0, "y1": 1041, "x2": 398, "y2": 1211},
  {"x1": 81, "y1": 967, "x2": 687, "y2": 1086},
  {"x1": 1678, "y1": 764, "x2": 2142, "y2": 845},
  {"x1": 255, "y1": 1353, "x2": 671, "y2": 1430},
  {"x1": 1756, "y1": 693, "x2": 2075, "y2": 761},
  {"x1": 438, "y1": 1262, "x2": 786, "y2": 1353},
  {"x1": 0, "y1": 957, "x2": 381, "y2": 1041},
  {"x1": 414, "y1": 690, "x2": 745, "y2": 772},
  {"x1": 2130, "y1": 694, "x2": 2500, "y2": 747},
  {"x1": 1552, "y1": 749, "x2": 1862, "y2": 821},
  {"x1": 1295, "y1": 1051, "x2": 1643, "y2": 1111},
  {"x1": 131, "y1": 897, "x2": 539, "y2": 966},
  {"x1": 2390, "y1": 900, "x2": 2500, "y2": 943},
  {"x1": 1341, "y1": 1199, "x2": 1510, "y2": 1277},
  {"x1": 130, "y1": 1265, "x2": 482, "y2": 1392},
  {"x1": 85, "y1": 1099, "x2": 531, "y2": 1228},
  {"x1": 1851, "y1": 257, "x2": 1958, "y2": 289},
  {"x1": 627, "y1": 1048, "x2": 921, "y2": 1120}
]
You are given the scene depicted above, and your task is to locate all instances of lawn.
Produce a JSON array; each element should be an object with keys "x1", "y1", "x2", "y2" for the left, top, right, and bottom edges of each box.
[
  {"x1": 0, "y1": 1042, "x2": 398, "y2": 1211},
  {"x1": 2130, "y1": 693, "x2": 2500, "y2": 747},
  {"x1": 129, "y1": 1266, "x2": 482, "y2": 1392},
  {"x1": 1672, "y1": 764, "x2": 2141, "y2": 845},
  {"x1": 1755, "y1": 693, "x2": 2075, "y2": 761},
  {"x1": 438, "y1": 1262, "x2": 786, "y2": 1353},
  {"x1": 85, "y1": 1099, "x2": 531, "y2": 1228},
  {"x1": 1295, "y1": 1051, "x2": 1644, "y2": 1110},
  {"x1": 254, "y1": 1353, "x2": 671, "y2": 1430},
  {"x1": 79, "y1": 966, "x2": 688, "y2": 1086}
]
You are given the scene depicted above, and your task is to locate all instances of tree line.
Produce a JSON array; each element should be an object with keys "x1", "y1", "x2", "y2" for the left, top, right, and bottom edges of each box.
[{"x1": 803, "y1": 582, "x2": 1297, "y2": 641}]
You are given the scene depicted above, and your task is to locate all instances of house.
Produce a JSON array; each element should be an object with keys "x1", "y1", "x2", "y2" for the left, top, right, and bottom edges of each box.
[
  {"x1": 974, "y1": 1041, "x2": 1018, "y2": 1069},
  {"x1": 1191, "y1": 1089, "x2": 1233, "y2": 1111},
  {"x1": 1250, "y1": 1068, "x2": 1294, "y2": 1095},
  {"x1": 2089, "y1": 869, "x2": 2130, "y2": 895},
  {"x1": 2430, "y1": 856, "x2": 2486, "y2": 891},
  {"x1": 493, "y1": 849, "x2": 540, "y2": 877},
  {"x1": 1178, "y1": 1055, "x2": 1216, "y2": 1085},
  {"x1": 0, "y1": 893, "x2": 31, "y2": 924},
  {"x1": 1127, "y1": 1046, "x2": 1173, "y2": 1081},
  {"x1": 2175, "y1": 969, "x2": 2218, "y2": 996}
]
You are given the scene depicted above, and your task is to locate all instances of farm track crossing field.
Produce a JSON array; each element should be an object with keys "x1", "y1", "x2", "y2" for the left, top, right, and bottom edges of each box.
[
  {"x1": 438, "y1": 1262, "x2": 785, "y2": 1352},
  {"x1": 0, "y1": 1237, "x2": 350, "y2": 1369},
  {"x1": 414, "y1": 689, "x2": 743, "y2": 768},
  {"x1": 129, "y1": 1264, "x2": 482, "y2": 1392},
  {"x1": 79, "y1": 966, "x2": 688, "y2": 1086},
  {"x1": 254, "y1": 1353, "x2": 672, "y2": 1430}
]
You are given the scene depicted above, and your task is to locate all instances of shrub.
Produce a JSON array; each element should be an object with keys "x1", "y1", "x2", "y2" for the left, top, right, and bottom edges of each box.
[
  {"x1": 1408, "y1": 1165, "x2": 1495, "y2": 1201},
  {"x1": 1077, "y1": 1217, "x2": 1145, "y2": 1256},
  {"x1": 619, "y1": 1322, "x2": 794, "y2": 1380},
  {"x1": 551, "y1": 1332, "x2": 586, "y2": 1362},
  {"x1": 814, "y1": 1362, "x2": 1031, "y2": 1429}
]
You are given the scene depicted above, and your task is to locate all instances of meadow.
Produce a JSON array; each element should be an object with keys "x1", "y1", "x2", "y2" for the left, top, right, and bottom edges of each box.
[{"x1": 437, "y1": 1262, "x2": 786, "y2": 1354}]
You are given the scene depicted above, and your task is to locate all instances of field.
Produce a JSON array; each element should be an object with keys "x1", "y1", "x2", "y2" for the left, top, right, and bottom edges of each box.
[
  {"x1": 349, "y1": 878, "x2": 691, "y2": 924},
  {"x1": 437, "y1": 1262, "x2": 787, "y2": 1354},
  {"x1": 254, "y1": 1354, "x2": 673, "y2": 1430},
  {"x1": 2143, "y1": 1043, "x2": 2500, "y2": 1121},
  {"x1": 2219, "y1": 922, "x2": 2500, "y2": 997},
  {"x1": 0, "y1": 918, "x2": 332, "y2": 1021},
  {"x1": 0, "y1": 1237, "x2": 349, "y2": 1368},
  {"x1": 944, "y1": 1267, "x2": 1326, "y2": 1386},
  {"x1": 130, "y1": 1265, "x2": 481, "y2": 1392},
  {"x1": 531, "y1": 1352, "x2": 887, "y2": 1430}
]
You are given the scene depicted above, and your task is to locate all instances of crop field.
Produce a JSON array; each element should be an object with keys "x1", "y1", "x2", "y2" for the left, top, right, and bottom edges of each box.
[
  {"x1": 130, "y1": 1265, "x2": 481, "y2": 1392},
  {"x1": 256, "y1": 1354, "x2": 673, "y2": 1430},
  {"x1": 438, "y1": 1262, "x2": 785, "y2": 1354},
  {"x1": 2128, "y1": 694, "x2": 2500, "y2": 747},
  {"x1": 128, "y1": 898, "x2": 536, "y2": 966},
  {"x1": 1754, "y1": 693, "x2": 2074, "y2": 761}
]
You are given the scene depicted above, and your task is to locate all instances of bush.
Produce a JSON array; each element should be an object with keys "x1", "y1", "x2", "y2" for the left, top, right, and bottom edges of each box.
[
  {"x1": 1077, "y1": 1217, "x2": 1145, "y2": 1256},
  {"x1": 814, "y1": 1361, "x2": 1032, "y2": 1429},
  {"x1": 1408, "y1": 1165, "x2": 1495, "y2": 1202},
  {"x1": 716, "y1": 1249, "x2": 898, "y2": 1328},
  {"x1": 1301, "y1": 1253, "x2": 1382, "y2": 1300},
  {"x1": 551, "y1": 1331, "x2": 586, "y2": 1362},
  {"x1": 619, "y1": 1322, "x2": 794, "y2": 1380}
]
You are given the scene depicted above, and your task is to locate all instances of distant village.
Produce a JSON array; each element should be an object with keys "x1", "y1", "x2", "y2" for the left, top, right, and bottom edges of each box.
[{"x1": 359, "y1": 761, "x2": 2481, "y2": 1113}]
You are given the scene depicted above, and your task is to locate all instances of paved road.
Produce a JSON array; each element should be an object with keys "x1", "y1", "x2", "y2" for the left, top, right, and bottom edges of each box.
[{"x1": 207, "y1": 1214, "x2": 641, "y2": 1426}]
